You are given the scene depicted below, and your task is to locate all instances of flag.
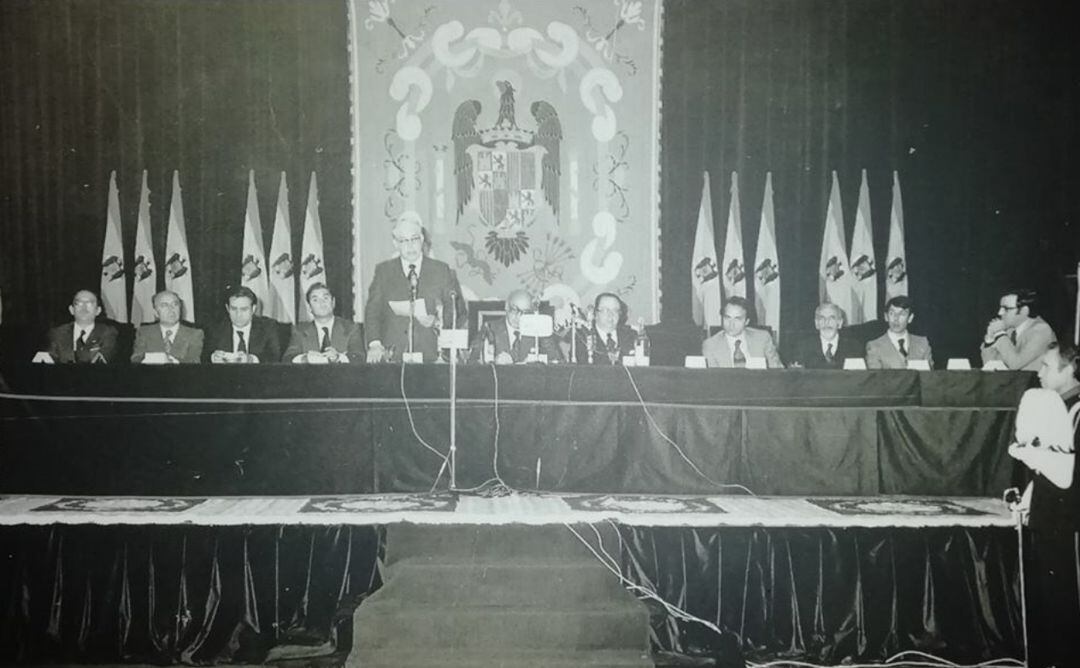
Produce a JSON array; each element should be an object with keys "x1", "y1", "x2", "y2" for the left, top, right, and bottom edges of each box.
[
  {"x1": 99, "y1": 171, "x2": 128, "y2": 323},
  {"x1": 299, "y1": 171, "x2": 326, "y2": 321},
  {"x1": 885, "y1": 170, "x2": 909, "y2": 301},
  {"x1": 241, "y1": 170, "x2": 269, "y2": 314},
  {"x1": 131, "y1": 170, "x2": 156, "y2": 324},
  {"x1": 818, "y1": 170, "x2": 853, "y2": 317},
  {"x1": 720, "y1": 172, "x2": 746, "y2": 299},
  {"x1": 753, "y1": 172, "x2": 780, "y2": 337},
  {"x1": 848, "y1": 169, "x2": 877, "y2": 324},
  {"x1": 266, "y1": 172, "x2": 296, "y2": 323},
  {"x1": 690, "y1": 171, "x2": 722, "y2": 328},
  {"x1": 164, "y1": 170, "x2": 195, "y2": 322}
]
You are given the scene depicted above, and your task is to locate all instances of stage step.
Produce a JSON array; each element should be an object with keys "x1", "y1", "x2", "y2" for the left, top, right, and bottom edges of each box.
[{"x1": 348, "y1": 524, "x2": 653, "y2": 667}]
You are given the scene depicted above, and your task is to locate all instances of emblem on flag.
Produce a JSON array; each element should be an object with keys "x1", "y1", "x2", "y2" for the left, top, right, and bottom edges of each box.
[
  {"x1": 694, "y1": 257, "x2": 718, "y2": 285},
  {"x1": 824, "y1": 256, "x2": 846, "y2": 282},
  {"x1": 851, "y1": 254, "x2": 876, "y2": 281},
  {"x1": 887, "y1": 257, "x2": 907, "y2": 284},
  {"x1": 271, "y1": 253, "x2": 294, "y2": 279},
  {"x1": 301, "y1": 253, "x2": 324, "y2": 279},
  {"x1": 241, "y1": 255, "x2": 262, "y2": 280},
  {"x1": 133, "y1": 255, "x2": 154, "y2": 282},
  {"x1": 165, "y1": 253, "x2": 188, "y2": 280},
  {"x1": 102, "y1": 256, "x2": 124, "y2": 282},
  {"x1": 724, "y1": 259, "x2": 745, "y2": 286},
  {"x1": 755, "y1": 258, "x2": 779, "y2": 286}
]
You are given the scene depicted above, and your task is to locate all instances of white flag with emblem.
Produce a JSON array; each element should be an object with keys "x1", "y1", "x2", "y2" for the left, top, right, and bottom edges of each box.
[
  {"x1": 165, "y1": 170, "x2": 195, "y2": 322},
  {"x1": 690, "y1": 172, "x2": 722, "y2": 328},
  {"x1": 753, "y1": 172, "x2": 780, "y2": 337},
  {"x1": 131, "y1": 170, "x2": 156, "y2": 324},
  {"x1": 241, "y1": 170, "x2": 269, "y2": 314},
  {"x1": 99, "y1": 171, "x2": 128, "y2": 323},
  {"x1": 848, "y1": 169, "x2": 877, "y2": 324},
  {"x1": 721, "y1": 172, "x2": 746, "y2": 299},
  {"x1": 818, "y1": 171, "x2": 853, "y2": 317},
  {"x1": 266, "y1": 172, "x2": 295, "y2": 323},
  {"x1": 299, "y1": 171, "x2": 326, "y2": 321},
  {"x1": 885, "y1": 171, "x2": 909, "y2": 301}
]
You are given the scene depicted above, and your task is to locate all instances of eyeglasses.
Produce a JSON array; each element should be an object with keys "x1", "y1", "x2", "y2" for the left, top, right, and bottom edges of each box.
[
  {"x1": 998, "y1": 305, "x2": 1019, "y2": 312},
  {"x1": 507, "y1": 306, "x2": 528, "y2": 315},
  {"x1": 394, "y1": 235, "x2": 423, "y2": 245}
]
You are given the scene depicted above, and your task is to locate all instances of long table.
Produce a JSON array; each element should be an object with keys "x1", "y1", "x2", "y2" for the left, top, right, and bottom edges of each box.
[{"x1": 0, "y1": 364, "x2": 1032, "y2": 496}]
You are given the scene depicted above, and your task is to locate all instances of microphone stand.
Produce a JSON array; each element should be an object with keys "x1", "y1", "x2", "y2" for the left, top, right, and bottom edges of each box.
[
  {"x1": 448, "y1": 291, "x2": 458, "y2": 490},
  {"x1": 407, "y1": 276, "x2": 417, "y2": 358},
  {"x1": 569, "y1": 304, "x2": 579, "y2": 363}
]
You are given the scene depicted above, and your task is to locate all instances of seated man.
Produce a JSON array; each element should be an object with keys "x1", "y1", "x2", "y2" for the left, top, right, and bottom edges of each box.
[
  {"x1": 131, "y1": 290, "x2": 203, "y2": 364},
  {"x1": 790, "y1": 302, "x2": 860, "y2": 369},
  {"x1": 284, "y1": 283, "x2": 365, "y2": 363},
  {"x1": 572, "y1": 292, "x2": 637, "y2": 365},
  {"x1": 205, "y1": 286, "x2": 281, "y2": 363},
  {"x1": 46, "y1": 289, "x2": 119, "y2": 363},
  {"x1": 981, "y1": 288, "x2": 1056, "y2": 370},
  {"x1": 865, "y1": 295, "x2": 932, "y2": 369},
  {"x1": 471, "y1": 289, "x2": 563, "y2": 364},
  {"x1": 702, "y1": 296, "x2": 782, "y2": 368}
]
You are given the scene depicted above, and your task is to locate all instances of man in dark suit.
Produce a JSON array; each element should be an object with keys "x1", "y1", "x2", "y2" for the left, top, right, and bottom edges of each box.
[
  {"x1": 574, "y1": 292, "x2": 637, "y2": 365},
  {"x1": 364, "y1": 214, "x2": 465, "y2": 363},
  {"x1": 205, "y1": 286, "x2": 281, "y2": 363},
  {"x1": 131, "y1": 290, "x2": 203, "y2": 364},
  {"x1": 790, "y1": 302, "x2": 861, "y2": 369},
  {"x1": 865, "y1": 295, "x2": 932, "y2": 369},
  {"x1": 284, "y1": 283, "x2": 365, "y2": 363},
  {"x1": 46, "y1": 289, "x2": 119, "y2": 363},
  {"x1": 471, "y1": 289, "x2": 564, "y2": 364},
  {"x1": 702, "y1": 296, "x2": 783, "y2": 368}
]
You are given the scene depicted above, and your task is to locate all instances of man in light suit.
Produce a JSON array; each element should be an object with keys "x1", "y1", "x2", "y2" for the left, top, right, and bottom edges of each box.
[
  {"x1": 702, "y1": 296, "x2": 782, "y2": 368},
  {"x1": 981, "y1": 288, "x2": 1057, "y2": 370},
  {"x1": 284, "y1": 283, "x2": 365, "y2": 363},
  {"x1": 471, "y1": 289, "x2": 564, "y2": 364},
  {"x1": 790, "y1": 302, "x2": 862, "y2": 369},
  {"x1": 46, "y1": 289, "x2": 119, "y2": 363},
  {"x1": 131, "y1": 290, "x2": 203, "y2": 364},
  {"x1": 205, "y1": 286, "x2": 282, "y2": 363},
  {"x1": 865, "y1": 295, "x2": 933, "y2": 369},
  {"x1": 364, "y1": 213, "x2": 465, "y2": 363}
]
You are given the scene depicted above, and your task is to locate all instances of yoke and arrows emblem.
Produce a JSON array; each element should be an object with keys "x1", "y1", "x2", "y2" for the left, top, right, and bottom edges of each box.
[{"x1": 452, "y1": 81, "x2": 562, "y2": 267}]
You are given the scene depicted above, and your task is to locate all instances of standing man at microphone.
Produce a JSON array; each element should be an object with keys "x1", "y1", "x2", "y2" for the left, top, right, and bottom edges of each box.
[{"x1": 365, "y1": 213, "x2": 464, "y2": 363}]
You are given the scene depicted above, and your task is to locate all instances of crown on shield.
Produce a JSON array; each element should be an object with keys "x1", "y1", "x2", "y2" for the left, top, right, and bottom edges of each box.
[{"x1": 478, "y1": 126, "x2": 533, "y2": 147}]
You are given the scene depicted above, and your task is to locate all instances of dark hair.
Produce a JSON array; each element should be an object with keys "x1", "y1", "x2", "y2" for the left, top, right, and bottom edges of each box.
[
  {"x1": 723, "y1": 296, "x2": 753, "y2": 320},
  {"x1": 884, "y1": 295, "x2": 913, "y2": 312},
  {"x1": 593, "y1": 292, "x2": 627, "y2": 326},
  {"x1": 1004, "y1": 288, "x2": 1038, "y2": 317},
  {"x1": 305, "y1": 282, "x2": 332, "y2": 304},
  {"x1": 1048, "y1": 341, "x2": 1080, "y2": 380},
  {"x1": 224, "y1": 285, "x2": 258, "y2": 307}
]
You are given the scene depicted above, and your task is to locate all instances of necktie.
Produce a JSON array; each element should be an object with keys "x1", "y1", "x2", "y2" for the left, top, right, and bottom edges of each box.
[
  {"x1": 407, "y1": 264, "x2": 418, "y2": 289},
  {"x1": 163, "y1": 329, "x2": 174, "y2": 355},
  {"x1": 236, "y1": 331, "x2": 247, "y2": 354},
  {"x1": 76, "y1": 330, "x2": 87, "y2": 351},
  {"x1": 512, "y1": 330, "x2": 521, "y2": 358},
  {"x1": 320, "y1": 326, "x2": 331, "y2": 352},
  {"x1": 732, "y1": 339, "x2": 746, "y2": 367},
  {"x1": 1009, "y1": 330, "x2": 1018, "y2": 346},
  {"x1": 898, "y1": 338, "x2": 908, "y2": 358},
  {"x1": 825, "y1": 342, "x2": 834, "y2": 363},
  {"x1": 606, "y1": 332, "x2": 617, "y2": 352}
]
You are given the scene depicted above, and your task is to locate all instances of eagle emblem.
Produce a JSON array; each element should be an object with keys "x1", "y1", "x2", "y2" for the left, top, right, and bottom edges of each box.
[{"x1": 452, "y1": 82, "x2": 562, "y2": 267}]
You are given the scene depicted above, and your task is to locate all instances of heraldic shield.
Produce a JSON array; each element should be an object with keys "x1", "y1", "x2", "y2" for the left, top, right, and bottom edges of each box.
[{"x1": 468, "y1": 145, "x2": 544, "y2": 230}]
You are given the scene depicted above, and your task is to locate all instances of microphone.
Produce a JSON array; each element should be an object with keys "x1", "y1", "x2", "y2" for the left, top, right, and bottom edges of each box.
[{"x1": 449, "y1": 290, "x2": 458, "y2": 330}]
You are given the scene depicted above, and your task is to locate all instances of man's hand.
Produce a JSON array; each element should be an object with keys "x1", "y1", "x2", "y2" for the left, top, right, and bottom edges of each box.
[
  {"x1": 166, "y1": 354, "x2": 180, "y2": 365},
  {"x1": 985, "y1": 318, "x2": 1006, "y2": 338},
  {"x1": 245, "y1": 353, "x2": 260, "y2": 364},
  {"x1": 415, "y1": 313, "x2": 437, "y2": 329},
  {"x1": 210, "y1": 350, "x2": 229, "y2": 364},
  {"x1": 367, "y1": 342, "x2": 385, "y2": 364},
  {"x1": 324, "y1": 347, "x2": 341, "y2": 363},
  {"x1": 495, "y1": 351, "x2": 514, "y2": 365}
]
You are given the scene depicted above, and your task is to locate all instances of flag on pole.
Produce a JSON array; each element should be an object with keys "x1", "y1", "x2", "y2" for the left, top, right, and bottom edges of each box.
[
  {"x1": 99, "y1": 171, "x2": 128, "y2": 323},
  {"x1": 164, "y1": 170, "x2": 195, "y2": 322},
  {"x1": 721, "y1": 172, "x2": 747, "y2": 300},
  {"x1": 848, "y1": 169, "x2": 877, "y2": 324},
  {"x1": 885, "y1": 170, "x2": 909, "y2": 301},
  {"x1": 753, "y1": 172, "x2": 780, "y2": 337},
  {"x1": 690, "y1": 171, "x2": 723, "y2": 328},
  {"x1": 299, "y1": 171, "x2": 326, "y2": 321},
  {"x1": 266, "y1": 172, "x2": 296, "y2": 323},
  {"x1": 241, "y1": 170, "x2": 269, "y2": 314},
  {"x1": 131, "y1": 170, "x2": 157, "y2": 324},
  {"x1": 819, "y1": 170, "x2": 853, "y2": 317}
]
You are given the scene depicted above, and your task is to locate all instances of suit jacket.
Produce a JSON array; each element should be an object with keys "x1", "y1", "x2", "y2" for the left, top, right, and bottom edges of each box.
[
  {"x1": 702, "y1": 327, "x2": 782, "y2": 368},
  {"x1": 470, "y1": 318, "x2": 564, "y2": 363},
  {"x1": 573, "y1": 324, "x2": 638, "y2": 365},
  {"x1": 363, "y1": 257, "x2": 464, "y2": 362},
  {"x1": 283, "y1": 317, "x2": 365, "y2": 363},
  {"x1": 791, "y1": 332, "x2": 862, "y2": 369},
  {"x1": 204, "y1": 316, "x2": 282, "y2": 363},
  {"x1": 47, "y1": 321, "x2": 119, "y2": 364},
  {"x1": 981, "y1": 316, "x2": 1056, "y2": 371},
  {"x1": 131, "y1": 322, "x2": 204, "y2": 364},
  {"x1": 865, "y1": 332, "x2": 933, "y2": 369}
]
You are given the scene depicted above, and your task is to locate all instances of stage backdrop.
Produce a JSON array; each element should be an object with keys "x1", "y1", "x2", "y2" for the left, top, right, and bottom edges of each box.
[{"x1": 348, "y1": 0, "x2": 662, "y2": 324}]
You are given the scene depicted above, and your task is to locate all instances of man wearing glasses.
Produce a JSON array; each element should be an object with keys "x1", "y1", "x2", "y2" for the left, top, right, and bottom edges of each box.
[
  {"x1": 364, "y1": 213, "x2": 464, "y2": 363},
  {"x1": 472, "y1": 289, "x2": 564, "y2": 364},
  {"x1": 790, "y1": 302, "x2": 859, "y2": 369},
  {"x1": 981, "y1": 288, "x2": 1056, "y2": 370},
  {"x1": 574, "y1": 292, "x2": 638, "y2": 365}
]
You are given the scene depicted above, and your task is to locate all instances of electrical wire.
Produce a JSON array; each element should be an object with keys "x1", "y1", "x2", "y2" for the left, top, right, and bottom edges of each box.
[{"x1": 394, "y1": 360, "x2": 451, "y2": 491}]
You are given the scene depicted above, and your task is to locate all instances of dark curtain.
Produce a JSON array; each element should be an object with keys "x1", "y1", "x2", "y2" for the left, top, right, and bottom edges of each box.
[
  {"x1": 660, "y1": 0, "x2": 1080, "y2": 360},
  {"x1": 0, "y1": 524, "x2": 382, "y2": 664},
  {"x1": 617, "y1": 525, "x2": 1022, "y2": 664},
  {"x1": 0, "y1": 0, "x2": 351, "y2": 346}
]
